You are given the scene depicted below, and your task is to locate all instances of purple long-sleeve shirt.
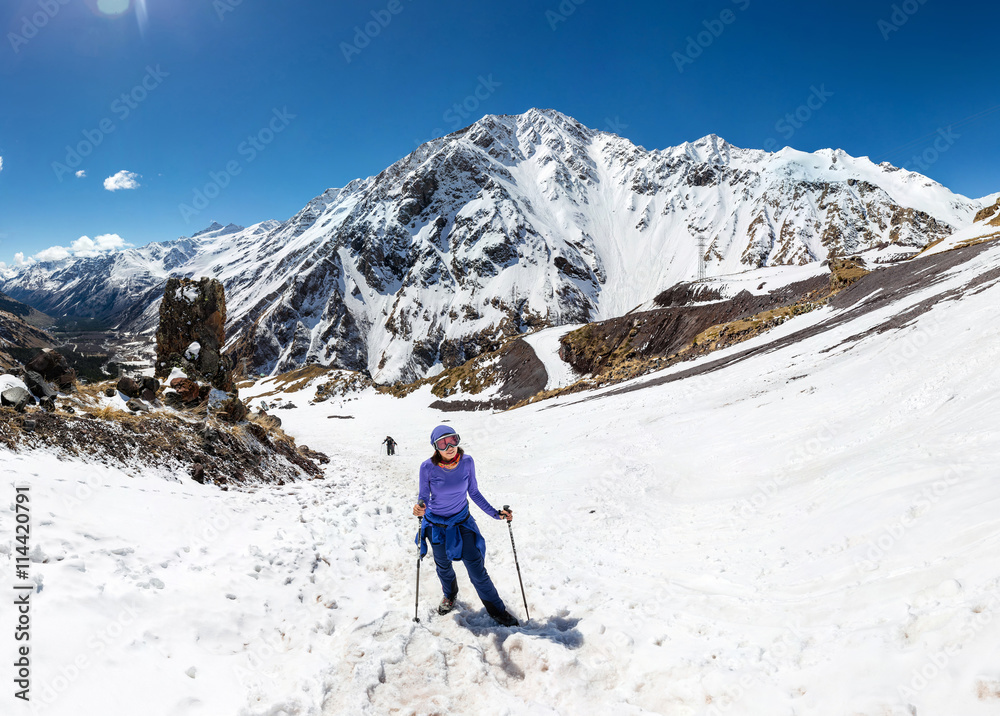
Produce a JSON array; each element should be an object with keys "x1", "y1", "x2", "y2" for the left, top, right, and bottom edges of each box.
[{"x1": 418, "y1": 454, "x2": 500, "y2": 519}]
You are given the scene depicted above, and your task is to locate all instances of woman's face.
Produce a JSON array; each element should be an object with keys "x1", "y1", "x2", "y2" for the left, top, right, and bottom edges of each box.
[{"x1": 438, "y1": 443, "x2": 458, "y2": 460}]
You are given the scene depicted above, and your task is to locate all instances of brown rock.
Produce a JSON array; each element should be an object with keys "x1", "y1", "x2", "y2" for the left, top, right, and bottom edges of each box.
[
  {"x1": 155, "y1": 277, "x2": 233, "y2": 392},
  {"x1": 117, "y1": 376, "x2": 142, "y2": 398},
  {"x1": 255, "y1": 411, "x2": 282, "y2": 430},
  {"x1": 21, "y1": 350, "x2": 76, "y2": 393},
  {"x1": 25, "y1": 350, "x2": 73, "y2": 383},
  {"x1": 55, "y1": 371, "x2": 76, "y2": 392},
  {"x1": 216, "y1": 395, "x2": 248, "y2": 423},
  {"x1": 169, "y1": 378, "x2": 201, "y2": 403}
]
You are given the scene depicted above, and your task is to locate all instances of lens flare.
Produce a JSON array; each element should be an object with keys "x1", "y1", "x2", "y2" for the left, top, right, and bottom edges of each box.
[{"x1": 134, "y1": 0, "x2": 149, "y2": 36}]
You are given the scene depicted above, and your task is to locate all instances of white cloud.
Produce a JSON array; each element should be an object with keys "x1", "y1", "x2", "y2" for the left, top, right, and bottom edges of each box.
[
  {"x1": 76, "y1": 170, "x2": 86, "y2": 178},
  {"x1": 29, "y1": 234, "x2": 129, "y2": 263},
  {"x1": 69, "y1": 233, "x2": 128, "y2": 257},
  {"x1": 95, "y1": 233, "x2": 127, "y2": 251},
  {"x1": 0, "y1": 253, "x2": 26, "y2": 275},
  {"x1": 70, "y1": 237, "x2": 99, "y2": 257},
  {"x1": 33, "y1": 246, "x2": 72, "y2": 262},
  {"x1": 0, "y1": 156, "x2": 4, "y2": 172},
  {"x1": 104, "y1": 170, "x2": 141, "y2": 191}
]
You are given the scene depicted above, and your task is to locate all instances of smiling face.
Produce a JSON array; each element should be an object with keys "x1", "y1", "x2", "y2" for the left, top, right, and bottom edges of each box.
[{"x1": 434, "y1": 434, "x2": 460, "y2": 460}]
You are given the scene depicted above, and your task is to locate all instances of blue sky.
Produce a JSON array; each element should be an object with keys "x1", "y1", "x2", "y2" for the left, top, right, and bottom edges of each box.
[{"x1": 1, "y1": 0, "x2": 998, "y2": 266}]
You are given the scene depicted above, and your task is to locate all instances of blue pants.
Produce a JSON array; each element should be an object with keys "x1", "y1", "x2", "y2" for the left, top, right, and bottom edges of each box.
[{"x1": 430, "y1": 524, "x2": 506, "y2": 617}]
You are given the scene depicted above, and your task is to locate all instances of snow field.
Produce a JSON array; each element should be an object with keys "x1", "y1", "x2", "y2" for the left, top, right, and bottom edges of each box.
[{"x1": 3, "y1": 242, "x2": 1000, "y2": 715}]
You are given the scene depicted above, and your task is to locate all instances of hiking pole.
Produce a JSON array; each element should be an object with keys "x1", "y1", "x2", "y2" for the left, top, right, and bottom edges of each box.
[
  {"x1": 503, "y1": 505, "x2": 529, "y2": 621},
  {"x1": 413, "y1": 500, "x2": 425, "y2": 622}
]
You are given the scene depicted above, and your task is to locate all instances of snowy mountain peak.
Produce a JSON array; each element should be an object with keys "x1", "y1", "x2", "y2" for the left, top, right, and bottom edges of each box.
[
  {"x1": 0, "y1": 109, "x2": 990, "y2": 383},
  {"x1": 190, "y1": 222, "x2": 245, "y2": 240}
]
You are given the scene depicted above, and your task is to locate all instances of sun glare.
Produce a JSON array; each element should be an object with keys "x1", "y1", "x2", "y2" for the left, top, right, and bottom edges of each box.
[{"x1": 97, "y1": 0, "x2": 131, "y2": 17}]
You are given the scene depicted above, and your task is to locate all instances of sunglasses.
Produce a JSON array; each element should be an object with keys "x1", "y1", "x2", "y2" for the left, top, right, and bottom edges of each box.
[{"x1": 434, "y1": 435, "x2": 460, "y2": 450}]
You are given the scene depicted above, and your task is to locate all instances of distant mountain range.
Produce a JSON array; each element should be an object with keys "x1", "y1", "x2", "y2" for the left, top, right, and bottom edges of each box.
[
  {"x1": 0, "y1": 290, "x2": 53, "y2": 370},
  {"x1": 0, "y1": 109, "x2": 992, "y2": 382}
]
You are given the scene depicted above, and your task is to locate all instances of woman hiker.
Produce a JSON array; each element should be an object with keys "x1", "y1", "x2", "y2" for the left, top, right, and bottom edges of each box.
[{"x1": 413, "y1": 425, "x2": 519, "y2": 627}]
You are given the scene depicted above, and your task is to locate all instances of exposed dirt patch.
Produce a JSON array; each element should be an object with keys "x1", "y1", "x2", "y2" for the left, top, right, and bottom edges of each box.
[
  {"x1": 558, "y1": 241, "x2": 997, "y2": 407},
  {"x1": 556, "y1": 273, "x2": 833, "y2": 380},
  {"x1": 977, "y1": 678, "x2": 1000, "y2": 700},
  {"x1": 429, "y1": 338, "x2": 547, "y2": 412}
]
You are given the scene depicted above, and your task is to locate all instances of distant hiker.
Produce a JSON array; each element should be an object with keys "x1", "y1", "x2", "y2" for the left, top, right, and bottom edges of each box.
[
  {"x1": 413, "y1": 425, "x2": 518, "y2": 627},
  {"x1": 382, "y1": 435, "x2": 397, "y2": 455}
]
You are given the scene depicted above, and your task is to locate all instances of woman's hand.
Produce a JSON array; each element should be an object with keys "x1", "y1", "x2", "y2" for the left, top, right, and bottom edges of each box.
[
  {"x1": 499, "y1": 508, "x2": 513, "y2": 522},
  {"x1": 413, "y1": 503, "x2": 426, "y2": 517}
]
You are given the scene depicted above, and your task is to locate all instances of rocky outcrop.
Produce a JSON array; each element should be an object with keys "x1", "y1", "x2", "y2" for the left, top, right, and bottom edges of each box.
[
  {"x1": 974, "y1": 197, "x2": 1000, "y2": 225},
  {"x1": 0, "y1": 409, "x2": 326, "y2": 486},
  {"x1": 22, "y1": 371, "x2": 58, "y2": 399},
  {"x1": 23, "y1": 349, "x2": 76, "y2": 392},
  {"x1": 20, "y1": 348, "x2": 81, "y2": 399},
  {"x1": 155, "y1": 277, "x2": 233, "y2": 392},
  {"x1": 559, "y1": 275, "x2": 831, "y2": 378},
  {"x1": 215, "y1": 395, "x2": 248, "y2": 423}
]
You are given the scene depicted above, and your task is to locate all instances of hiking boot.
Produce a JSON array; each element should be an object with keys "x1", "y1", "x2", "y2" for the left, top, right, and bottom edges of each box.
[
  {"x1": 492, "y1": 610, "x2": 519, "y2": 627},
  {"x1": 438, "y1": 595, "x2": 456, "y2": 615}
]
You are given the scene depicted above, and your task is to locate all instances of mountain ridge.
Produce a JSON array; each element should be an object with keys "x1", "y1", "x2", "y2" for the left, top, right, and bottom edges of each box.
[{"x1": 0, "y1": 108, "x2": 992, "y2": 382}]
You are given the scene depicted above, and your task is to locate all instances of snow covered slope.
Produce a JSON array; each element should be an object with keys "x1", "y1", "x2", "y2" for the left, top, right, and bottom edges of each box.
[
  {"x1": 920, "y1": 195, "x2": 1000, "y2": 257},
  {"x1": 0, "y1": 110, "x2": 989, "y2": 382},
  {"x1": 3, "y1": 239, "x2": 999, "y2": 715}
]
